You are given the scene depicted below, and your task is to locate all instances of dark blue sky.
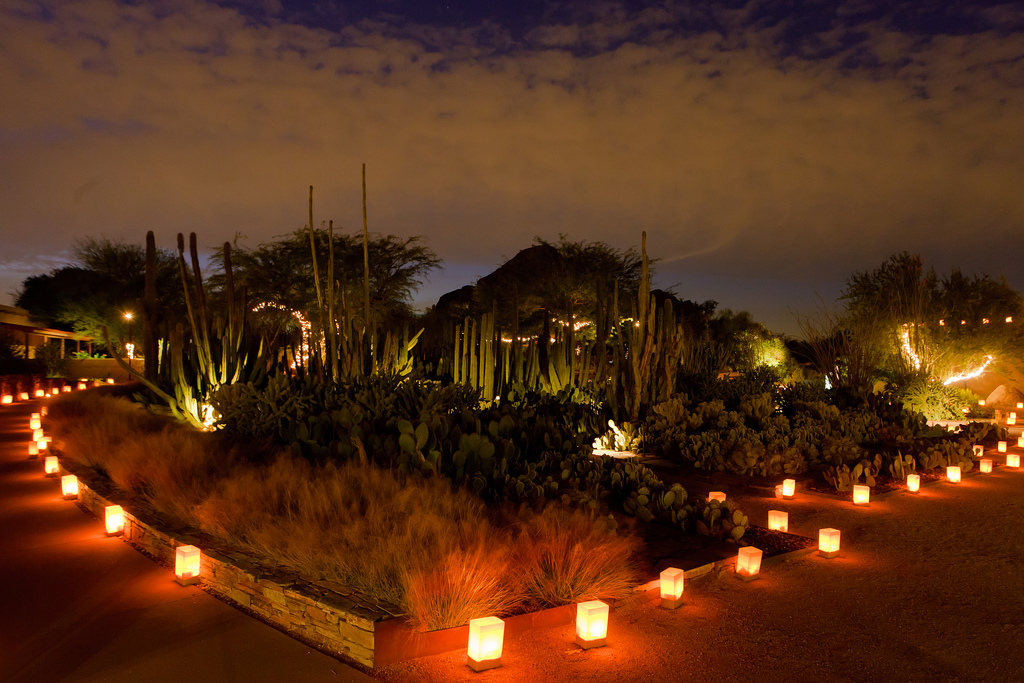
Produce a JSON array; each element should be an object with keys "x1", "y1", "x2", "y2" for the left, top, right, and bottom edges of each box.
[{"x1": 2, "y1": 0, "x2": 1023, "y2": 333}]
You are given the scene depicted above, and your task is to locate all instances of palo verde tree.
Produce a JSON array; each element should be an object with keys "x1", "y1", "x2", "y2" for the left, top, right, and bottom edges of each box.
[{"x1": 841, "y1": 251, "x2": 1023, "y2": 385}]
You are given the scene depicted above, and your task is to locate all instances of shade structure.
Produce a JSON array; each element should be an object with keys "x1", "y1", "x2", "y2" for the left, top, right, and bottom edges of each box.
[
  {"x1": 575, "y1": 600, "x2": 609, "y2": 649},
  {"x1": 44, "y1": 455, "x2": 59, "y2": 476},
  {"x1": 947, "y1": 466, "x2": 961, "y2": 483},
  {"x1": 980, "y1": 459, "x2": 993, "y2": 474},
  {"x1": 907, "y1": 474, "x2": 921, "y2": 492},
  {"x1": 768, "y1": 510, "x2": 789, "y2": 533},
  {"x1": 708, "y1": 491, "x2": 726, "y2": 503},
  {"x1": 818, "y1": 528, "x2": 841, "y2": 558},
  {"x1": 467, "y1": 616, "x2": 505, "y2": 671},
  {"x1": 61, "y1": 474, "x2": 78, "y2": 499},
  {"x1": 736, "y1": 546, "x2": 763, "y2": 580},
  {"x1": 105, "y1": 505, "x2": 125, "y2": 535},
  {"x1": 175, "y1": 545, "x2": 201, "y2": 585},
  {"x1": 852, "y1": 485, "x2": 870, "y2": 506},
  {"x1": 660, "y1": 567, "x2": 685, "y2": 609},
  {"x1": 781, "y1": 479, "x2": 796, "y2": 498}
]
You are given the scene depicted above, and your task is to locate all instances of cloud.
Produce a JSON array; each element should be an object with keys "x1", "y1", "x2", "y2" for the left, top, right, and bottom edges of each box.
[{"x1": 1, "y1": 0, "x2": 1023, "y2": 334}]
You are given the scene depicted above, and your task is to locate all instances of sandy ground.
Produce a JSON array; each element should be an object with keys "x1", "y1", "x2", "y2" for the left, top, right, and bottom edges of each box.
[{"x1": 375, "y1": 465, "x2": 1024, "y2": 683}]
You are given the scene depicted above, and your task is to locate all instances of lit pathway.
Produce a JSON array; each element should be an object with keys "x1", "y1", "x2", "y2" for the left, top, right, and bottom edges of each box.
[{"x1": 0, "y1": 398, "x2": 374, "y2": 683}]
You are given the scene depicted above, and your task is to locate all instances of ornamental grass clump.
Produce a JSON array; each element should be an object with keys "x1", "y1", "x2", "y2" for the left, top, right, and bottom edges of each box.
[{"x1": 47, "y1": 392, "x2": 645, "y2": 631}]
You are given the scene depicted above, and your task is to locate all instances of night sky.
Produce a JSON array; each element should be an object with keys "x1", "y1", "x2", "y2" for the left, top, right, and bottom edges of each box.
[{"x1": 2, "y1": 0, "x2": 1023, "y2": 334}]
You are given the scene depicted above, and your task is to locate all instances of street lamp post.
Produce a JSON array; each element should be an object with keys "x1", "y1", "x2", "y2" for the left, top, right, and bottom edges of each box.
[{"x1": 124, "y1": 312, "x2": 134, "y2": 360}]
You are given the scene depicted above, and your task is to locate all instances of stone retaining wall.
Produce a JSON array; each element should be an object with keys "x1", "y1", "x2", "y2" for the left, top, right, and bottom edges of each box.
[{"x1": 67, "y1": 460, "x2": 398, "y2": 668}]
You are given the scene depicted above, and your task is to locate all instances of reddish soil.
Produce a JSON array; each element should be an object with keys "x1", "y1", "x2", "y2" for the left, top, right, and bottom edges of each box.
[{"x1": 372, "y1": 461, "x2": 1024, "y2": 682}]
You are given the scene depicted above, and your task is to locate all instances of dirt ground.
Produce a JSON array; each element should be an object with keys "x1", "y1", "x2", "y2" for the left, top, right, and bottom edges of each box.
[{"x1": 373, "y1": 464, "x2": 1024, "y2": 683}]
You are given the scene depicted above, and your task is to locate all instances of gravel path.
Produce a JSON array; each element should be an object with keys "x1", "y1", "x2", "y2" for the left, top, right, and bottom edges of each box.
[{"x1": 375, "y1": 462, "x2": 1024, "y2": 683}]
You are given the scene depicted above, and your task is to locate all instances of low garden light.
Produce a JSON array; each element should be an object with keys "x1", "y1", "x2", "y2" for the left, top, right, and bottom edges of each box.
[
  {"x1": 36, "y1": 438, "x2": 47, "y2": 452},
  {"x1": 973, "y1": 445, "x2": 984, "y2": 457},
  {"x1": 34, "y1": 389, "x2": 44, "y2": 398},
  {"x1": 1009, "y1": 417, "x2": 1017, "y2": 426},
  {"x1": 852, "y1": 485, "x2": 870, "y2": 506},
  {"x1": 768, "y1": 510, "x2": 789, "y2": 533},
  {"x1": 61, "y1": 474, "x2": 78, "y2": 499},
  {"x1": 19, "y1": 392, "x2": 29, "y2": 400},
  {"x1": 105, "y1": 505, "x2": 125, "y2": 536},
  {"x1": 575, "y1": 600, "x2": 609, "y2": 649},
  {"x1": 978, "y1": 399, "x2": 986, "y2": 406},
  {"x1": 106, "y1": 378, "x2": 115, "y2": 385},
  {"x1": 998, "y1": 441, "x2": 1008, "y2": 453},
  {"x1": 947, "y1": 466, "x2": 961, "y2": 483},
  {"x1": 736, "y1": 546, "x2": 763, "y2": 581},
  {"x1": 660, "y1": 567, "x2": 685, "y2": 609},
  {"x1": 1, "y1": 394, "x2": 12, "y2": 404},
  {"x1": 77, "y1": 382, "x2": 87, "y2": 390},
  {"x1": 1017, "y1": 402, "x2": 1024, "y2": 409},
  {"x1": 32, "y1": 428, "x2": 43, "y2": 441},
  {"x1": 1008, "y1": 454, "x2": 1021, "y2": 468},
  {"x1": 1018, "y1": 437, "x2": 1024, "y2": 448},
  {"x1": 980, "y1": 459, "x2": 993, "y2": 474},
  {"x1": 781, "y1": 478, "x2": 796, "y2": 499},
  {"x1": 175, "y1": 545, "x2": 201, "y2": 585},
  {"x1": 708, "y1": 491, "x2": 726, "y2": 503},
  {"x1": 467, "y1": 616, "x2": 505, "y2": 672},
  {"x1": 28, "y1": 442, "x2": 38, "y2": 458},
  {"x1": 44, "y1": 455, "x2": 58, "y2": 476},
  {"x1": 41, "y1": 406, "x2": 47, "y2": 416},
  {"x1": 30, "y1": 417, "x2": 40, "y2": 431},
  {"x1": 61, "y1": 386, "x2": 70, "y2": 393},
  {"x1": 907, "y1": 474, "x2": 921, "y2": 492},
  {"x1": 818, "y1": 528, "x2": 841, "y2": 558}
]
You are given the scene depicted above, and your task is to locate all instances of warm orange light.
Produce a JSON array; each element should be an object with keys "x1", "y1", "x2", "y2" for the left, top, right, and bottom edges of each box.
[
  {"x1": 105, "y1": 505, "x2": 125, "y2": 535},
  {"x1": 708, "y1": 491, "x2": 726, "y2": 503},
  {"x1": 41, "y1": 406, "x2": 47, "y2": 416},
  {"x1": 175, "y1": 545, "x2": 201, "y2": 585},
  {"x1": 36, "y1": 438, "x2": 47, "y2": 452},
  {"x1": 49, "y1": 388, "x2": 58, "y2": 396},
  {"x1": 907, "y1": 474, "x2": 921, "y2": 492},
  {"x1": 1018, "y1": 437, "x2": 1024, "y2": 448},
  {"x1": 575, "y1": 600, "x2": 609, "y2": 649},
  {"x1": 61, "y1": 474, "x2": 78, "y2": 499},
  {"x1": 1008, "y1": 317, "x2": 1014, "y2": 323},
  {"x1": 736, "y1": 547, "x2": 763, "y2": 580},
  {"x1": 781, "y1": 479, "x2": 796, "y2": 498},
  {"x1": 77, "y1": 382, "x2": 87, "y2": 390},
  {"x1": 32, "y1": 428, "x2": 43, "y2": 441},
  {"x1": 44, "y1": 455, "x2": 59, "y2": 476},
  {"x1": 818, "y1": 528, "x2": 841, "y2": 558},
  {"x1": 980, "y1": 459, "x2": 993, "y2": 474},
  {"x1": 1012, "y1": 413, "x2": 1018, "y2": 420},
  {"x1": 978, "y1": 399, "x2": 986, "y2": 406},
  {"x1": 106, "y1": 378, "x2": 115, "y2": 385},
  {"x1": 61, "y1": 386, "x2": 71, "y2": 393},
  {"x1": 660, "y1": 567, "x2": 685, "y2": 609},
  {"x1": 1009, "y1": 417, "x2": 1017, "y2": 426},
  {"x1": 1, "y1": 395, "x2": 11, "y2": 404},
  {"x1": 28, "y1": 442, "x2": 38, "y2": 458},
  {"x1": 34, "y1": 389, "x2": 44, "y2": 398},
  {"x1": 852, "y1": 485, "x2": 870, "y2": 506},
  {"x1": 19, "y1": 392, "x2": 29, "y2": 400},
  {"x1": 947, "y1": 466, "x2": 961, "y2": 483},
  {"x1": 1017, "y1": 402, "x2": 1023, "y2": 409},
  {"x1": 768, "y1": 510, "x2": 789, "y2": 533},
  {"x1": 972, "y1": 445, "x2": 984, "y2": 457},
  {"x1": 998, "y1": 441, "x2": 1008, "y2": 453},
  {"x1": 1008, "y1": 454, "x2": 1021, "y2": 468},
  {"x1": 29, "y1": 416, "x2": 41, "y2": 429},
  {"x1": 467, "y1": 616, "x2": 505, "y2": 671}
]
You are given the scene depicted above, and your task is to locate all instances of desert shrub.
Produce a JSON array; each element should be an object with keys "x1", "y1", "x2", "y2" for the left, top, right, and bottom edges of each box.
[
  {"x1": 48, "y1": 392, "x2": 645, "y2": 631},
  {"x1": 886, "y1": 373, "x2": 976, "y2": 421}
]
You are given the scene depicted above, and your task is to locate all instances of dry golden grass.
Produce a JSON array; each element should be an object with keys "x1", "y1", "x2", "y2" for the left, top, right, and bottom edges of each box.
[{"x1": 48, "y1": 392, "x2": 644, "y2": 631}]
